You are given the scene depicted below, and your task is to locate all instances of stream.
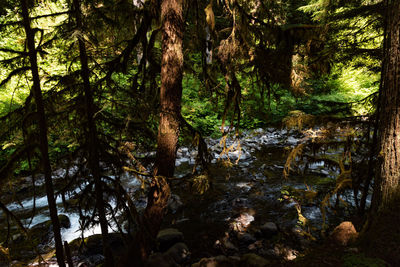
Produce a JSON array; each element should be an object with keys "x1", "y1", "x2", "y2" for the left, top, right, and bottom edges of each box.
[{"x1": 0, "y1": 127, "x2": 366, "y2": 265}]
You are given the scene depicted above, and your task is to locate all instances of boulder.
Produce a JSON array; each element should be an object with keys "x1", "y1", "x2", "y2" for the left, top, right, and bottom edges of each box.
[
  {"x1": 29, "y1": 214, "x2": 71, "y2": 245},
  {"x1": 260, "y1": 222, "x2": 278, "y2": 237},
  {"x1": 58, "y1": 214, "x2": 71, "y2": 229},
  {"x1": 157, "y1": 228, "x2": 184, "y2": 252},
  {"x1": 164, "y1": 242, "x2": 190, "y2": 264},
  {"x1": 237, "y1": 233, "x2": 256, "y2": 245},
  {"x1": 69, "y1": 233, "x2": 125, "y2": 257},
  {"x1": 330, "y1": 221, "x2": 358, "y2": 246}
]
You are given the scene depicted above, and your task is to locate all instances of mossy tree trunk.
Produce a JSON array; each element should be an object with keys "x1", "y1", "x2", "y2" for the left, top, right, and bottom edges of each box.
[
  {"x1": 373, "y1": 0, "x2": 400, "y2": 209},
  {"x1": 20, "y1": 0, "x2": 65, "y2": 266},
  {"x1": 363, "y1": 1, "x2": 400, "y2": 265}
]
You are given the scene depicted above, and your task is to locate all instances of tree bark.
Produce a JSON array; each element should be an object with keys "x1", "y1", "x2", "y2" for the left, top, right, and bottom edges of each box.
[
  {"x1": 71, "y1": 0, "x2": 114, "y2": 266},
  {"x1": 20, "y1": 1, "x2": 65, "y2": 266},
  {"x1": 362, "y1": 1, "x2": 400, "y2": 264},
  {"x1": 154, "y1": 0, "x2": 184, "y2": 178},
  {"x1": 373, "y1": 0, "x2": 400, "y2": 209},
  {"x1": 145, "y1": 0, "x2": 184, "y2": 253},
  {"x1": 119, "y1": 1, "x2": 184, "y2": 265}
]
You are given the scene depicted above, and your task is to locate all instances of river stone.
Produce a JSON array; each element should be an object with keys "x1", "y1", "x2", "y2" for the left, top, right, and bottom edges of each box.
[
  {"x1": 69, "y1": 233, "x2": 125, "y2": 257},
  {"x1": 260, "y1": 222, "x2": 278, "y2": 237},
  {"x1": 222, "y1": 237, "x2": 239, "y2": 251},
  {"x1": 59, "y1": 214, "x2": 71, "y2": 229},
  {"x1": 168, "y1": 194, "x2": 183, "y2": 214},
  {"x1": 237, "y1": 233, "x2": 256, "y2": 244},
  {"x1": 164, "y1": 242, "x2": 190, "y2": 264},
  {"x1": 240, "y1": 253, "x2": 269, "y2": 267},
  {"x1": 29, "y1": 214, "x2": 71, "y2": 244},
  {"x1": 330, "y1": 221, "x2": 358, "y2": 246},
  {"x1": 157, "y1": 228, "x2": 184, "y2": 252},
  {"x1": 192, "y1": 255, "x2": 240, "y2": 267}
]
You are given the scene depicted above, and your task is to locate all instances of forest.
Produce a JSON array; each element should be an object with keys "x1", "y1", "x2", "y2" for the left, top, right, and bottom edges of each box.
[{"x1": 0, "y1": 0, "x2": 399, "y2": 266}]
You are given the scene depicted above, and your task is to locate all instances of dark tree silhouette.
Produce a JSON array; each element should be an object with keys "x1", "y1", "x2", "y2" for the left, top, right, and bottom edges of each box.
[
  {"x1": 71, "y1": 0, "x2": 114, "y2": 265},
  {"x1": 20, "y1": 0, "x2": 66, "y2": 266}
]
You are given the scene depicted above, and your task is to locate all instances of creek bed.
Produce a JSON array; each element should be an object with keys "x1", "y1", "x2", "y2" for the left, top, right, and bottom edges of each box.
[{"x1": 0, "y1": 127, "x2": 364, "y2": 264}]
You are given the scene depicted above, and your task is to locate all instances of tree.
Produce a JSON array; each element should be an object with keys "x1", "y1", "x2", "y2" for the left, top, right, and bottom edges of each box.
[
  {"x1": 154, "y1": 0, "x2": 184, "y2": 179},
  {"x1": 20, "y1": 0, "x2": 66, "y2": 266},
  {"x1": 71, "y1": 0, "x2": 114, "y2": 265},
  {"x1": 362, "y1": 0, "x2": 400, "y2": 265},
  {"x1": 143, "y1": 0, "x2": 184, "y2": 256},
  {"x1": 118, "y1": 0, "x2": 184, "y2": 265}
]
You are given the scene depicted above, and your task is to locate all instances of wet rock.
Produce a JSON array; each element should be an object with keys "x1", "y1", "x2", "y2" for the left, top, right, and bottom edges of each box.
[
  {"x1": 222, "y1": 238, "x2": 238, "y2": 251},
  {"x1": 237, "y1": 233, "x2": 256, "y2": 244},
  {"x1": 265, "y1": 245, "x2": 298, "y2": 261},
  {"x1": 146, "y1": 243, "x2": 190, "y2": 267},
  {"x1": 228, "y1": 151, "x2": 241, "y2": 160},
  {"x1": 179, "y1": 147, "x2": 189, "y2": 154},
  {"x1": 240, "y1": 253, "x2": 269, "y2": 266},
  {"x1": 192, "y1": 255, "x2": 240, "y2": 267},
  {"x1": 232, "y1": 198, "x2": 249, "y2": 208},
  {"x1": 260, "y1": 222, "x2": 278, "y2": 237},
  {"x1": 283, "y1": 248, "x2": 298, "y2": 261},
  {"x1": 330, "y1": 221, "x2": 358, "y2": 246},
  {"x1": 240, "y1": 162, "x2": 250, "y2": 167},
  {"x1": 164, "y1": 242, "x2": 190, "y2": 264},
  {"x1": 168, "y1": 194, "x2": 183, "y2": 214},
  {"x1": 25, "y1": 214, "x2": 71, "y2": 248},
  {"x1": 157, "y1": 228, "x2": 184, "y2": 252},
  {"x1": 215, "y1": 234, "x2": 239, "y2": 252},
  {"x1": 248, "y1": 240, "x2": 263, "y2": 251},
  {"x1": 235, "y1": 182, "x2": 252, "y2": 191},
  {"x1": 230, "y1": 213, "x2": 254, "y2": 232},
  {"x1": 86, "y1": 254, "x2": 105, "y2": 266},
  {"x1": 59, "y1": 214, "x2": 71, "y2": 229},
  {"x1": 286, "y1": 136, "x2": 299, "y2": 145}
]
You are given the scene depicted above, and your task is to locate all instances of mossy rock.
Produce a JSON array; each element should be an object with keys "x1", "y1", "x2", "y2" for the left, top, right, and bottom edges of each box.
[
  {"x1": 68, "y1": 233, "x2": 127, "y2": 257},
  {"x1": 156, "y1": 228, "x2": 184, "y2": 252},
  {"x1": 3, "y1": 215, "x2": 71, "y2": 262}
]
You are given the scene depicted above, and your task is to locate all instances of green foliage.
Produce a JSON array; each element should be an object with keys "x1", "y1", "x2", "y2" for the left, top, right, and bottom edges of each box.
[{"x1": 181, "y1": 73, "x2": 222, "y2": 135}]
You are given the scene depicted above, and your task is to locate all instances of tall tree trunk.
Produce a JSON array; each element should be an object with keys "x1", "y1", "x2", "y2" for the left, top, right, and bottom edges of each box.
[
  {"x1": 372, "y1": 0, "x2": 400, "y2": 210},
  {"x1": 119, "y1": 1, "x2": 184, "y2": 265},
  {"x1": 71, "y1": 0, "x2": 114, "y2": 266},
  {"x1": 154, "y1": 0, "x2": 184, "y2": 178},
  {"x1": 362, "y1": 1, "x2": 400, "y2": 264},
  {"x1": 145, "y1": 0, "x2": 184, "y2": 253},
  {"x1": 20, "y1": 1, "x2": 65, "y2": 266}
]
